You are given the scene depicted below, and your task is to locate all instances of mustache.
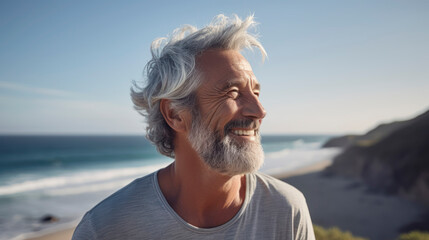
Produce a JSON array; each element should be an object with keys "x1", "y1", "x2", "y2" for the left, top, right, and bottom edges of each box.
[{"x1": 224, "y1": 119, "x2": 260, "y2": 134}]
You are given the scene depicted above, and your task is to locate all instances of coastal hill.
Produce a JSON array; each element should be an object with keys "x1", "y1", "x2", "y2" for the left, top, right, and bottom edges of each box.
[{"x1": 324, "y1": 109, "x2": 429, "y2": 206}]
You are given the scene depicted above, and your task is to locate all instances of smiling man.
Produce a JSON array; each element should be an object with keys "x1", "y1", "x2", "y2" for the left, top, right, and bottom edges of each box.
[{"x1": 73, "y1": 15, "x2": 315, "y2": 240}]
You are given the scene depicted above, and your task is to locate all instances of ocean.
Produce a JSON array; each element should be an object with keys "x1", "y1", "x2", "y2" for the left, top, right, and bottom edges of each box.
[{"x1": 0, "y1": 135, "x2": 339, "y2": 239}]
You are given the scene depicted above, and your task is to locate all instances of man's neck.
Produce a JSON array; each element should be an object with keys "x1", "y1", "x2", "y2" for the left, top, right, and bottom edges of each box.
[{"x1": 157, "y1": 153, "x2": 247, "y2": 228}]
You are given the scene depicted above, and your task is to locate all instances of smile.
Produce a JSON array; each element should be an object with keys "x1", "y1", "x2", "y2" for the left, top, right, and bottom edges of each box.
[{"x1": 231, "y1": 129, "x2": 255, "y2": 136}]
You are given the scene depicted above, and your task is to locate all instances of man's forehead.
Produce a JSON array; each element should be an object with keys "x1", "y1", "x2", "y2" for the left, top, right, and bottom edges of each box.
[
  {"x1": 196, "y1": 49, "x2": 252, "y2": 69},
  {"x1": 196, "y1": 49, "x2": 258, "y2": 87}
]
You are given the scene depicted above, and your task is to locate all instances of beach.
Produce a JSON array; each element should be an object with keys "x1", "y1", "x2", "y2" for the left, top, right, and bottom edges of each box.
[
  {"x1": 20, "y1": 159, "x2": 426, "y2": 240},
  {"x1": 283, "y1": 163, "x2": 426, "y2": 240},
  {"x1": 23, "y1": 228, "x2": 74, "y2": 240}
]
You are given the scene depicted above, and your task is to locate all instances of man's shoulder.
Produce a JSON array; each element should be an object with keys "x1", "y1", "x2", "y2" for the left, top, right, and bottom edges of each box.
[
  {"x1": 86, "y1": 171, "x2": 157, "y2": 218},
  {"x1": 252, "y1": 172, "x2": 306, "y2": 207},
  {"x1": 73, "y1": 171, "x2": 165, "y2": 239},
  {"x1": 249, "y1": 172, "x2": 315, "y2": 240}
]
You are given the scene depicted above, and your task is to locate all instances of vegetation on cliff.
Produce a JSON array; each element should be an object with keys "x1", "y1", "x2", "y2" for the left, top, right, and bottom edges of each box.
[{"x1": 314, "y1": 225, "x2": 429, "y2": 240}]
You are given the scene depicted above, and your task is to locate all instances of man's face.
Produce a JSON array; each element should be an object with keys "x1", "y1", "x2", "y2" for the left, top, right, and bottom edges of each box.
[{"x1": 187, "y1": 49, "x2": 266, "y2": 176}]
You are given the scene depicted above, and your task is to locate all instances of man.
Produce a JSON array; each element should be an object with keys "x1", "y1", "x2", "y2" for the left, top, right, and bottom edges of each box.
[{"x1": 73, "y1": 14, "x2": 315, "y2": 240}]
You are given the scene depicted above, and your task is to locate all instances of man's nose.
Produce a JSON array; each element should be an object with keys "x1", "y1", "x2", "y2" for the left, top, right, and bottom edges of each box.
[{"x1": 242, "y1": 93, "x2": 267, "y2": 120}]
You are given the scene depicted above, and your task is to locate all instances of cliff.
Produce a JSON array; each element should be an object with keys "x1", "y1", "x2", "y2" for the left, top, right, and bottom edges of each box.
[
  {"x1": 325, "y1": 109, "x2": 429, "y2": 206},
  {"x1": 322, "y1": 119, "x2": 411, "y2": 148}
]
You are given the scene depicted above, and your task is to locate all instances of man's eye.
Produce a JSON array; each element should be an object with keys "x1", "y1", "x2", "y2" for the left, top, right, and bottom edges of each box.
[
  {"x1": 228, "y1": 90, "x2": 239, "y2": 99},
  {"x1": 254, "y1": 91, "x2": 260, "y2": 97}
]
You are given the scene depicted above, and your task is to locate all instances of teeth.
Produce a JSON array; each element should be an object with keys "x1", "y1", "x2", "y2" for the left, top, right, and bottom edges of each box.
[{"x1": 232, "y1": 129, "x2": 255, "y2": 136}]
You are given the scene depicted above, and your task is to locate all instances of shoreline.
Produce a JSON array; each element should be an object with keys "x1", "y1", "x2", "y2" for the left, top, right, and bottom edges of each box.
[
  {"x1": 14, "y1": 221, "x2": 77, "y2": 240},
  {"x1": 270, "y1": 159, "x2": 333, "y2": 179},
  {"x1": 20, "y1": 159, "x2": 426, "y2": 240},
  {"x1": 21, "y1": 228, "x2": 75, "y2": 240}
]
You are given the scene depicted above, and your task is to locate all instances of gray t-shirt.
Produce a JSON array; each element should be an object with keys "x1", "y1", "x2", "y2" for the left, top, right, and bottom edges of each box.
[{"x1": 73, "y1": 171, "x2": 315, "y2": 240}]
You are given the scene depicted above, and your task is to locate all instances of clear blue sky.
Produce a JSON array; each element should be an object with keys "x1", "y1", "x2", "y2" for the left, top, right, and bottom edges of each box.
[{"x1": 1, "y1": 0, "x2": 428, "y2": 135}]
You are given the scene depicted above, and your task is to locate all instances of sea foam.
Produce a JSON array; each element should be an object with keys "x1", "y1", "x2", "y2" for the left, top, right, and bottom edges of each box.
[
  {"x1": 260, "y1": 147, "x2": 341, "y2": 176},
  {"x1": 0, "y1": 162, "x2": 170, "y2": 196}
]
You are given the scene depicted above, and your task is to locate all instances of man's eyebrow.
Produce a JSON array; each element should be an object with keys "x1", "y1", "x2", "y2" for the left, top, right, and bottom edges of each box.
[{"x1": 223, "y1": 79, "x2": 261, "y2": 90}]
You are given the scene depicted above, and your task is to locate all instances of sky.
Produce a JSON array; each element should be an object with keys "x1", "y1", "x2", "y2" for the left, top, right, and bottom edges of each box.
[{"x1": 0, "y1": 0, "x2": 428, "y2": 135}]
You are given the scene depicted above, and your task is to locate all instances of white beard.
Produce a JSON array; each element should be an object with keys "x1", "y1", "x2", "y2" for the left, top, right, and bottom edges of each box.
[{"x1": 187, "y1": 113, "x2": 264, "y2": 176}]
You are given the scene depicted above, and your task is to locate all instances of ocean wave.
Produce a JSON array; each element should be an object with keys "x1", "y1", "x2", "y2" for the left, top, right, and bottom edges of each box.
[
  {"x1": 260, "y1": 147, "x2": 341, "y2": 175},
  {"x1": 264, "y1": 141, "x2": 327, "y2": 159},
  {"x1": 0, "y1": 162, "x2": 170, "y2": 196},
  {"x1": 45, "y1": 179, "x2": 133, "y2": 196},
  {"x1": 265, "y1": 148, "x2": 291, "y2": 158}
]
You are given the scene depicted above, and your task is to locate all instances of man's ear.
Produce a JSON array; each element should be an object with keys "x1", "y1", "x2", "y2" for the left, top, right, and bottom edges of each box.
[{"x1": 159, "y1": 99, "x2": 188, "y2": 133}]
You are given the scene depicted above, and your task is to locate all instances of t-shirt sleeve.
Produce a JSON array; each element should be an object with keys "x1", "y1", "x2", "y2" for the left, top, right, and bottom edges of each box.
[
  {"x1": 72, "y1": 212, "x2": 98, "y2": 240},
  {"x1": 294, "y1": 197, "x2": 316, "y2": 240}
]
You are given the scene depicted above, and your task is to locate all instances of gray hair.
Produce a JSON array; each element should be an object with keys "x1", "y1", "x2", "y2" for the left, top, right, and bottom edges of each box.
[{"x1": 131, "y1": 14, "x2": 267, "y2": 158}]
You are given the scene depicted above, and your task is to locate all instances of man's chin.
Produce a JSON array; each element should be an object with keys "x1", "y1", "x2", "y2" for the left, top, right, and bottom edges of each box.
[
  {"x1": 209, "y1": 140, "x2": 264, "y2": 176},
  {"x1": 188, "y1": 120, "x2": 264, "y2": 177},
  {"x1": 200, "y1": 151, "x2": 264, "y2": 177}
]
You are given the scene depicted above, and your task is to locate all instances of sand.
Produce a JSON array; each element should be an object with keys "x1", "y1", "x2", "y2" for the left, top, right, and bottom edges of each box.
[
  {"x1": 23, "y1": 228, "x2": 74, "y2": 240},
  {"x1": 23, "y1": 160, "x2": 426, "y2": 240},
  {"x1": 283, "y1": 167, "x2": 426, "y2": 240}
]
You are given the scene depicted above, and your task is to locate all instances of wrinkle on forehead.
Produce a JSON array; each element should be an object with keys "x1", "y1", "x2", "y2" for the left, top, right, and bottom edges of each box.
[{"x1": 195, "y1": 49, "x2": 257, "y2": 88}]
